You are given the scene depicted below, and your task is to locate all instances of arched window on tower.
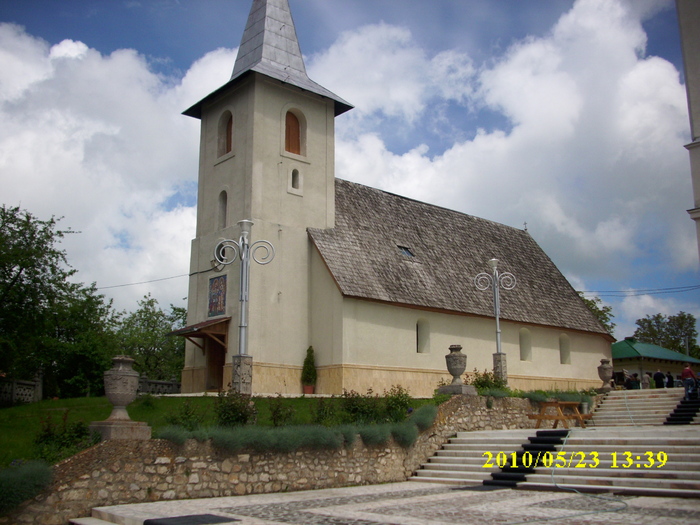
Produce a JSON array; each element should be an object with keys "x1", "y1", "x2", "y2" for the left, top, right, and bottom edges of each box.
[
  {"x1": 285, "y1": 111, "x2": 301, "y2": 155},
  {"x1": 218, "y1": 111, "x2": 233, "y2": 157},
  {"x1": 218, "y1": 190, "x2": 227, "y2": 230}
]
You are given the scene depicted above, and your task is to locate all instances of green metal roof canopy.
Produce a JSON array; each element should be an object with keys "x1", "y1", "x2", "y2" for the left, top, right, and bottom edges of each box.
[{"x1": 612, "y1": 337, "x2": 700, "y2": 364}]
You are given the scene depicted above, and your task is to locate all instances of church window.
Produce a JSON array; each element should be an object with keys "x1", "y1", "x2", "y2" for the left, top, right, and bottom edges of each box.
[
  {"x1": 218, "y1": 190, "x2": 228, "y2": 230},
  {"x1": 291, "y1": 169, "x2": 300, "y2": 190},
  {"x1": 559, "y1": 334, "x2": 571, "y2": 364},
  {"x1": 218, "y1": 111, "x2": 233, "y2": 157},
  {"x1": 416, "y1": 319, "x2": 430, "y2": 353},
  {"x1": 285, "y1": 110, "x2": 302, "y2": 155},
  {"x1": 519, "y1": 328, "x2": 532, "y2": 361}
]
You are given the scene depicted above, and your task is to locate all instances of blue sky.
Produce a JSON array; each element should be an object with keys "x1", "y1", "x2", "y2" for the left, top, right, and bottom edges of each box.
[{"x1": 0, "y1": 0, "x2": 698, "y2": 341}]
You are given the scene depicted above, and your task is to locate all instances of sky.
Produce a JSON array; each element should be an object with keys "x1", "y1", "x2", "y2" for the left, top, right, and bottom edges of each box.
[{"x1": 0, "y1": 0, "x2": 698, "y2": 342}]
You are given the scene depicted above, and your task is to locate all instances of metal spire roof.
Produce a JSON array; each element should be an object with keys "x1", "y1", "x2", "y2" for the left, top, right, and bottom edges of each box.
[{"x1": 184, "y1": 0, "x2": 352, "y2": 118}]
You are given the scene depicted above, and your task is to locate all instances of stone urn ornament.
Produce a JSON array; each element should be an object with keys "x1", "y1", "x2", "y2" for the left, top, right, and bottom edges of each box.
[
  {"x1": 90, "y1": 355, "x2": 151, "y2": 440},
  {"x1": 445, "y1": 345, "x2": 467, "y2": 385},
  {"x1": 597, "y1": 358, "x2": 613, "y2": 392},
  {"x1": 438, "y1": 345, "x2": 477, "y2": 396},
  {"x1": 104, "y1": 355, "x2": 140, "y2": 420}
]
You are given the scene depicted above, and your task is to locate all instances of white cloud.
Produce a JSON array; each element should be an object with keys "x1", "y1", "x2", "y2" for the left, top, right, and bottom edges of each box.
[{"x1": 0, "y1": 23, "x2": 236, "y2": 311}]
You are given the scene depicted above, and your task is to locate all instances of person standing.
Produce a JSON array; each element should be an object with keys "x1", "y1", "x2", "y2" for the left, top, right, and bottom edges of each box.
[
  {"x1": 641, "y1": 372, "x2": 651, "y2": 389},
  {"x1": 653, "y1": 369, "x2": 665, "y2": 389},
  {"x1": 666, "y1": 371, "x2": 674, "y2": 388},
  {"x1": 681, "y1": 363, "x2": 698, "y2": 400}
]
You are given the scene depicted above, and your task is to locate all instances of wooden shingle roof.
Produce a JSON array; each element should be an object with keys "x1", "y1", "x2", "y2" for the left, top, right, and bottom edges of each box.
[{"x1": 308, "y1": 179, "x2": 611, "y2": 337}]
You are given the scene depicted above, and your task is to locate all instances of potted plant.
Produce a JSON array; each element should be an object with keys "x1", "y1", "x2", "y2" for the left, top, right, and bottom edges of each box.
[{"x1": 301, "y1": 346, "x2": 317, "y2": 394}]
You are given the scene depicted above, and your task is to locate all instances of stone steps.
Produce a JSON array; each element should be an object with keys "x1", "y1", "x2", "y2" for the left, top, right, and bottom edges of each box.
[
  {"x1": 590, "y1": 388, "x2": 686, "y2": 427},
  {"x1": 410, "y1": 425, "x2": 700, "y2": 497}
]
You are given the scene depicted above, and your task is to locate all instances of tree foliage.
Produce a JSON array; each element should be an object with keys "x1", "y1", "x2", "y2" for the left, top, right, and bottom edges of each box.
[
  {"x1": 1, "y1": 205, "x2": 186, "y2": 398},
  {"x1": 577, "y1": 293, "x2": 615, "y2": 333},
  {"x1": 0, "y1": 206, "x2": 120, "y2": 396},
  {"x1": 633, "y1": 311, "x2": 699, "y2": 358},
  {"x1": 117, "y1": 294, "x2": 186, "y2": 381}
]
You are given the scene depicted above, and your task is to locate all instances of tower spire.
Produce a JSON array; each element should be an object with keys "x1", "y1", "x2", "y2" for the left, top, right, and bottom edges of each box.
[{"x1": 183, "y1": 0, "x2": 352, "y2": 118}]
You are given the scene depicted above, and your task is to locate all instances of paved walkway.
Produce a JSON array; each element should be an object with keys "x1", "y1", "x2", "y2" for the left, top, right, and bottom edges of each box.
[{"x1": 92, "y1": 481, "x2": 700, "y2": 525}]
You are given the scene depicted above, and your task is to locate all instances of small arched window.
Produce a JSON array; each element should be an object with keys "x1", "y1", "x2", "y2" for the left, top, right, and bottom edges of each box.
[
  {"x1": 559, "y1": 334, "x2": 571, "y2": 364},
  {"x1": 218, "y1": 111, "x2": 233, "y2": 157},
  {"x1": 285, "y1": 111, "x2": 301, "y2": 155},
  {"x1": 519, "y1": 328, "x2": 532, "y2": 362},
  {"x1": 416, "y1": 319, "x2": 430, "y2": 353},
  {"x1": 291, "y1": 169, "x2": 300, "y2": 190},
  {"x1": 218, "y1": 190, "x2": 227, "y2": 230}
]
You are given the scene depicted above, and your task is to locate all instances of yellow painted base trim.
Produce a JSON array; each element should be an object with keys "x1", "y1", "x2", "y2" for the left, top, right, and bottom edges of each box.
[{"x1": 182, "y1": 363, "x2": 601, "y2": 397}]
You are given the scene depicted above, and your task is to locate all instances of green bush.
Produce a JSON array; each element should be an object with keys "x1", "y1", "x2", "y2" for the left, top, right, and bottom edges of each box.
[
  {"x1": 408, "y1": 404, "x2": 437, "y2": 431},
  {"x1": 520, "y1": 390, "x2": 549, "y2": 403},
  {"x1": 357, "y1": 424, "x2": 392, "y2": 446},
  {"x1": 33, "y1": 412, "x2": 100, "y2": 464},
  {"x1": 340, "y1": 389, "x2": 384, "y2": 424},
  {"x1": 268, "y1": 394, "x2": 296, "y2": 427},
  {"x1": 0, "y1": 460, "x2": 52, "y2": 515},
  {"x1": 311, "y1": 396, "x2": 338, "y2": 426},
  {"x1": 467, "y1": 369, "x2": 508, "y2": 393},
  {"x1": 215, "y1": 389, "x2": 257, "y2": 427},
  {"x1": 301, "y1": 346, "x2": 317, "y2": 386},
  {"x1": 383, "y1": 385, "x2": 412, "y2": 422},
  {"x1": 164, "y1": 400, "x2": 206, "y2": 431},
  {"x1": 155, "y1": 425, "x2": 190, "y2": 446},
  {"x1": 481, "y1": 387, "x2": 510, "y2": 398},
  {"x1": 207, "y1": 425, "x2": 345, "y2": 454},
  {"x1": 335, "y1": 424, "x2": 358, "y2": 447},
  {"x1": 390, "y1": 422, "x2": 419, "y2": 448}
]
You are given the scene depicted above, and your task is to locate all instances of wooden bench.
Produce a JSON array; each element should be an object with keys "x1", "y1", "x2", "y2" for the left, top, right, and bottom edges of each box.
[{"x1": 528, "y1": 401, "x2": 592, "y2": 429}]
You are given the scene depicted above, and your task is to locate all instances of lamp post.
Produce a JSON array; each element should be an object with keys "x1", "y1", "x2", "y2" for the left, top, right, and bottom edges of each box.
[
  {"x1": 214, "y1": 220, "x2": 275, "y2": 393},
  {"x1": 475, "y1": 258, "x2": 516, "y2": 384}
]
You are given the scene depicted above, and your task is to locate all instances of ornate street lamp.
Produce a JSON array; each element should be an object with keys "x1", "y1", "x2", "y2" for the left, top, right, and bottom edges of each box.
[
  {"x1": 475, "y1": 258, "x2": 516, "y2": 384},
  {"x1": 213, "y1": 220, "x2": 275, "y2": 393}
]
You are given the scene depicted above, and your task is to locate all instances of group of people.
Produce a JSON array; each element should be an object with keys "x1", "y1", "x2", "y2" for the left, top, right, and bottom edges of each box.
[{"x1": 624, "y1": 364, "x2": 698, "y2": 401}]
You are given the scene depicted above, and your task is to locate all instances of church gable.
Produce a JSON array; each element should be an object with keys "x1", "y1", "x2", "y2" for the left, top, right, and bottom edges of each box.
[{"x1": 308, "y1": 179, "x2": 610, "y2": 337}]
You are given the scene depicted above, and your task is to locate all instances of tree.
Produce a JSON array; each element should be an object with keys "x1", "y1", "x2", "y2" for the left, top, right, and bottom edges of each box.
[
  {"x1": 0, "y1": 205, "x2": 119, "y2": 396},
  {"x1": 577, "y1": 293, "x2": 615, "y2": 334},
  {"x1": 633, "y1": 311, "x2": 699, "y2": 358},
  {"x1": 117, "y1": 295, "x2": 186, "y2": 381}
]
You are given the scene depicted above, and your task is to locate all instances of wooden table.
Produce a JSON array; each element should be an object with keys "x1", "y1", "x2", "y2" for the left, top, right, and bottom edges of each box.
[{"x1": 528, "y1": 401, "x2": 592, "y2": 429}]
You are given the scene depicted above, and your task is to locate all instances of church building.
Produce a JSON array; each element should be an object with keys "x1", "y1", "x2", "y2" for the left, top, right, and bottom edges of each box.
[{"x1": 176, "y1": 0, "x2": 613, "y2": 397}]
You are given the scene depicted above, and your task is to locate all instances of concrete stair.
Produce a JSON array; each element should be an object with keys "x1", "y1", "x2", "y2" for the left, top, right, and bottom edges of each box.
[
  {"x1": 590, "y1": 388, "x2": 686, "y2": 427},
  {"x1": 519, "y1": 426, "x2": 700, "y2": 497},
  {"x1": 411, "y1": 425, "x2": 700, "y2": 498},
  {"x1": 410, "y1": 429, "x2": 535, "y2": 485}
]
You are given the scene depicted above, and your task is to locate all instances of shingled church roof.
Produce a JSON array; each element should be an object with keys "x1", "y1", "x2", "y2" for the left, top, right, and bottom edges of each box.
[{"x1": 308, "y1": 179, "x2": 611, "y2": 337}]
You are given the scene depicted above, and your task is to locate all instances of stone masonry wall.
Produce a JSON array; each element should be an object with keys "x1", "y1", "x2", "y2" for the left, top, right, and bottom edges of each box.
[{"x1": 3, "y1": 395, "x2": 552, "y2": 525}]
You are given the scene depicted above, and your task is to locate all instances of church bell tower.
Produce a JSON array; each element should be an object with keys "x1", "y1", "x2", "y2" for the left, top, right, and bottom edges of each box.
[{"x1": 178, "y1": 0, "x2": 352, "y2": 393}]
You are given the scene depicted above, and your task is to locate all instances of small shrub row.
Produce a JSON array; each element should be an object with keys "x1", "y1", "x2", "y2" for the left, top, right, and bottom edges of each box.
[
  {"x1": 0, "y1": 460, "x2": 52, "y2": 515},
  {"x1": 156, "y1": 404, "x2": 438, "y2": 453}
]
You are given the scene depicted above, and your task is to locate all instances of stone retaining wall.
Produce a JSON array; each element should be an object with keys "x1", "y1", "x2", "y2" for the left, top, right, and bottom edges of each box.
[{"x1": 3, "y1": 395, "x2": 553, "y2": 525}]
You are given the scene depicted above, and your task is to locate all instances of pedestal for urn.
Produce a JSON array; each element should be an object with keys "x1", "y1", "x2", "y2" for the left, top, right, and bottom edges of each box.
[
  {"x1": 597, "y1": 358, "x2": 614, "y2": 393},
  {"x1": 90, "y1": 355, "x2": 151, "y2": 440},
  {"x1": 437, "y1": 345, "x2": 477, "y2": 396}
]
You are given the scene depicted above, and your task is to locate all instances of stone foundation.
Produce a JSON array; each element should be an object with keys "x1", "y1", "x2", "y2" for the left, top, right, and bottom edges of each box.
[{"x1": 2, "y1": 396, "x2": 563, "y2": 525}]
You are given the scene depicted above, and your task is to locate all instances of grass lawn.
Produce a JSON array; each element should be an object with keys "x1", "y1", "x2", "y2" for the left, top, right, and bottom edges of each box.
[{"x1": 0, "y1": 394, "x2": 433, "y2": 468}]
